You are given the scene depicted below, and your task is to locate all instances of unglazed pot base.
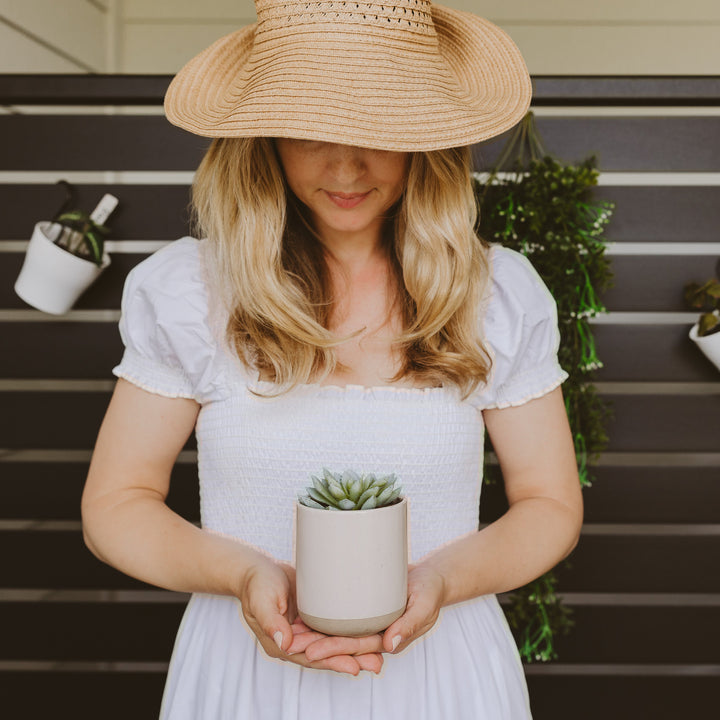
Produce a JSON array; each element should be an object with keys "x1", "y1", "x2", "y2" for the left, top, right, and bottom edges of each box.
[{"x1": 298, "y1": 606, "x2": 406, "y2": 637}]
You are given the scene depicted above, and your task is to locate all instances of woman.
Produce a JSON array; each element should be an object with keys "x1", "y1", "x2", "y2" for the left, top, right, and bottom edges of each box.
[{"x1": 82, "y1": 2, "x2": 582, "y2": 718}]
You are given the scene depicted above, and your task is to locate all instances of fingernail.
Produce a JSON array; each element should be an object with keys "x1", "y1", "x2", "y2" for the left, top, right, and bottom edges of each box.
[
  {"x1": 273, "y1": 631, "x2": 284, "y2": 650},
  {"x1": 391, "y1": 635, "x2": 402, "y2": 652}
]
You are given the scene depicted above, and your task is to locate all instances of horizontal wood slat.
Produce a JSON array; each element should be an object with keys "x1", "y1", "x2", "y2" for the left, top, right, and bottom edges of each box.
[
  {"x1": 4, "y1": 531, "x2": 720, "y2": 594},
  {"x1": 5, "y1": 251, "x2": 719, "y2": 315},
  {"x1": 0, "y1": 463, "x2": 198, "y2": 520},
  {"x1": 1, "y1": 671, "x2": 717, "y2": 720},
  {"x1": 4, "y1": 186, "x2": 720, "y2": 244},
  {"x1": 4, "y1": 75, "x2": 720, "y2": 107},
  {"x1": 0, "y1": 323, "x2": 123, "y2": 378},
  {"x1": 2, "y1": 392, "x2": 718, "y2": 451},
  {"x1": 2, "y1": 463, "x2": 717, "y2": 525},
  {"x1": 0, "y1": 116, "x2": 208, "y2": 171},
  {"x1": 557, "y1": 535, "x2": 720, "y2": 593},
  {"x1": 527, "y1": 676, "x2": 720, "y2": 720},
  {"x1": 0, "y1": 185, "x2": 193, "y2": 240},
  {"x1": 480, "y1": 467, "x2": 720, "y2": 525},
  {"x1": 602, "y1": 255, "x2": 720, "y2": 312},
  {"x1": 595, "y1": 186, "x2": 720, "y2": 244},
  {"x1": 604, "y1": 394, "x2": 720, "y2": 452},
  {"x1": 594, "y1": 325, "x2": 720, "y2": 382},
  {"x1": 3, "y1": 116, "x2": 720, "y2": 172},
  {"x1": 1, "y1": 601, "x2": 717, "y2": 664},
  {"x1": 1, "y1": 323, "x2": 716, "y2": 382},
  {"x1": 551, "y1": 606, "x2": 720, "y2": 664},
  {"x1": 475, "y1": 116, "x2": 720, "y2": 172},
  {"x1": 0, "y1": 672, "x2": 166, "y2": 720},
  {"x1": 0, "y1": 602, "x2": 182, "y2": 661},
  {"x1": 1, "y1": 253, "x2": 144, "y2": 310}
]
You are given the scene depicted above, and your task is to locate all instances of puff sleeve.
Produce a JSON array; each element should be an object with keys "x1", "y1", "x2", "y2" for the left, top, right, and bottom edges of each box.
[
  {"x1": 471, "y1": 245, "x2": 568, "y2": 410},
  {"x1": 112, "y1": 237, "x2": 225, "y2": 404}
]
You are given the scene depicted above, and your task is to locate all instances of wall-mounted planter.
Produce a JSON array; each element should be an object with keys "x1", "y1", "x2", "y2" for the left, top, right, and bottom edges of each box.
[
  {"x1": 14, "y1": 221, "x2": 111, "y2": 315},
  {"x1": 689, "y1": 317, "x2": 720, "y2": 372},
  {"x1": 295, "y1": 497, "x2": 408, "y2": 637}
]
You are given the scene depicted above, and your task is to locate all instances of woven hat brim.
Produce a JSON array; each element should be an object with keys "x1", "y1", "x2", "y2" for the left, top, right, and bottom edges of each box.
[{"x1": 165, "y1": 5, "x2": 531, "y2": 152}]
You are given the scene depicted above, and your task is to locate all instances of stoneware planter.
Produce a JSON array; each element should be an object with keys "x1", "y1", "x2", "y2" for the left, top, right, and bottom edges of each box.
[
  {"x1": 689, "y1": 317, "x2": 720, "y2": 371},
  {"x1": 14, "y1": 221, "x2": 111, "y2": 315},
  {"x1": 296, "y1": 496, "x2": 408, "y2": 637}
]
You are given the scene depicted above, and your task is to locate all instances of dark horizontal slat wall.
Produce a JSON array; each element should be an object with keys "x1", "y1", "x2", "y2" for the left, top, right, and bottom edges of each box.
[
  {"x1": 1, "y1": 75, "x2": 719, "y2": 720},
  {"x1": 4, "y1": 113, "x2": 720, "y2": 171}
]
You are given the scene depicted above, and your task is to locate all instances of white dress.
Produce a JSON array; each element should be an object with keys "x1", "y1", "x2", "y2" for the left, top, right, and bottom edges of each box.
[{"x1": 113, "y1": 237, "x2": 567, "y2": 720}]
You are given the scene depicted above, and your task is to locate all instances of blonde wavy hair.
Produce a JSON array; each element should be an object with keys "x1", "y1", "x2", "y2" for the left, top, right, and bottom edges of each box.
[{"x1": 192, "y1": 137, "x2": 492, "y2": 396}]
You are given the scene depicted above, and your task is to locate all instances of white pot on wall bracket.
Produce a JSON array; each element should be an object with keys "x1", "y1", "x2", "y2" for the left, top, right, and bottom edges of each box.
[
  {"x1": 295, "y1": 496, "x2": 408, "y2": 637},
  {"x1": 14, "y1": 221, "x2": 111, "y2": 315},
  {"x1": 689, "y1": 316, "x2": 720, "y2": 372}
]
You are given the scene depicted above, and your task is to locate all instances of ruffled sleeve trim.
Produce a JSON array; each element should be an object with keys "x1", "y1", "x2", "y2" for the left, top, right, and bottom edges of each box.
[
  {"x1": 111, "y1": 237, "x2": 228, "y2": 404},
  {"x1": 470, "y1": 245, "x2": 568, "y2": 410},
  {"x1": 113, "y1": 347, "x2": 196, "y2": 399}
]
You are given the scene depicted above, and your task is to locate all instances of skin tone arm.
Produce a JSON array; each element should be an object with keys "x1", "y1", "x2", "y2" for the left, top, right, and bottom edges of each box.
[
  {"x1": 300, "y1": 385, "x2": 583, "y2": 661},
  {"x1": 81, "y1": 378, "x2": 383, "y2": 675}
]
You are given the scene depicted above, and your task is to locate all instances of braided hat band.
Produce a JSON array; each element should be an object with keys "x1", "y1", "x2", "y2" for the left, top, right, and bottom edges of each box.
[{"x1": 165, "y1": 0, "x2": 532, "y2": 151}]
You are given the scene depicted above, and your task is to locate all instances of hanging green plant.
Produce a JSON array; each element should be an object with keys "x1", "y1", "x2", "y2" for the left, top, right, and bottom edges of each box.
[{"x1": 475, "y1": 111, "x2": 614, "y2": 662}]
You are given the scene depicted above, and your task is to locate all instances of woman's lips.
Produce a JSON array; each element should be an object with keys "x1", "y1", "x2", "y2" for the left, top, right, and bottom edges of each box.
[{"x1": 324, "y1": 190, "x2": 371, "y2": 209}]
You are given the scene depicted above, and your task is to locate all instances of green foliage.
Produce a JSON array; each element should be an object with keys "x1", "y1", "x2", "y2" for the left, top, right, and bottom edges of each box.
[
  {"x1": 505, "y1": 573, "x2": 574, "y2": 663},
  {"x1": 299, "y1": 469, "x2": 402, "y2": 511},
  {"x1": 474, "y1": 113, "x2": 614, "y2": 662},
  {"x1": 684, "y1": 278, "x2": 720, "y2": 336},
  {"x1": 55, "y1": 209, "x2": 109, "y2": 266}
]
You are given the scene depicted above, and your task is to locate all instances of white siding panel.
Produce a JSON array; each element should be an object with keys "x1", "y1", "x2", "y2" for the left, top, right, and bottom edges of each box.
[
  {"x1": 123, "y1": 0, "x2": 255, "y2": 20},
  {"x1": 0, "y1": 21, "x2": 85, "y2": 72},
  {"x1": 123, "y1": 0, "x2": 720, "y2": 22},
  {"x1": 121, "y1": 21, "x2": 250, "y2": 73},
  {"x1": 504, "y1": 24, "x2": 720, "y2": 75},
  {"x1": 454, "y1": 0, "x2": 720, "y2": 22},
  {"x1": 0, "y1": 0, "x2": 106, "y2": 71}
]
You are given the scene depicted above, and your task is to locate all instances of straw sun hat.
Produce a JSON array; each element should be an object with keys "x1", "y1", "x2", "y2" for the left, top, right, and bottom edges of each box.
[{"x1": 165, "y1": 0, "x2": 531, "y2": 152}]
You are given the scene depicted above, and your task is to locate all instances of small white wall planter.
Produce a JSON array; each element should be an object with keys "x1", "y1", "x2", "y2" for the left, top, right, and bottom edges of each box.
[
  {"x1": 295, "y1": 497, "x2": 408, "y2": 637},
  {"x1": 689, "y1": 316, "x2": 720, "y2": 372},
  {"x1": 14, "y1": 221, "x2": 111, "y2": 315}
]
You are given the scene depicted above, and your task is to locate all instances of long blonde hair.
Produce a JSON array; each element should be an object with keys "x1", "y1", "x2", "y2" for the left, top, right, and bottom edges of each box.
[{"x1": 192, "y1": 138, "x2": 492, "y2": 396}]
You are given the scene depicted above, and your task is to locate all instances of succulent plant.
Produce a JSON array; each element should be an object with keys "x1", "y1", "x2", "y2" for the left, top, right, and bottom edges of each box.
[{"x1": 299, "y1": 469, "x2": 403, "y2": 511}]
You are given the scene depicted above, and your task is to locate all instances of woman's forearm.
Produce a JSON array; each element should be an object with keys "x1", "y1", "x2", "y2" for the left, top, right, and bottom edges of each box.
[
  {"x1": 82, "y1": 489, "x2": 266, "y2": 598},
  {"x1": 421, "y1": 495, "x2": 582, "y2": 607}
]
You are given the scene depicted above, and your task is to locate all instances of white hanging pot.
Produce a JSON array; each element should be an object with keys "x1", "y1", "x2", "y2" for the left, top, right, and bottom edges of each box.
[
  {"x1": 689, "y1": 316, "x2": 720, "y2": 372},
  {"x1": 295, "y1": 497, "x2": 408, "y2": 637},
  {"x1": 14, "y1": 221, "x2": 111, "y2": 315}
]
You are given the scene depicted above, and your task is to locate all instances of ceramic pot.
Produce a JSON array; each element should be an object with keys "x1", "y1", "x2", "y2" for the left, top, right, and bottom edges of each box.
[
  {"x1": 689, "y1": 317, "x2": 720, "y2": 371},
  {"x1": 14, "y1": 221, "x2": 111, "y2": 315},
  {"x1": 295, "y1": 497, "x2": 408, "y2": 637}
]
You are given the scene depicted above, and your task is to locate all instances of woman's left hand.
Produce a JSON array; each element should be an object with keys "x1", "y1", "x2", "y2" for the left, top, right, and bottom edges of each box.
[{"x1": 300, "y1": 563, "x2": 446, "y2": 662}]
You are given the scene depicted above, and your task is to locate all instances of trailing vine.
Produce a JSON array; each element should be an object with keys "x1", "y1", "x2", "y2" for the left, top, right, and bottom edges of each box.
[{"x1": 474, "y1": 112, "x2": 614, "y2": 662}]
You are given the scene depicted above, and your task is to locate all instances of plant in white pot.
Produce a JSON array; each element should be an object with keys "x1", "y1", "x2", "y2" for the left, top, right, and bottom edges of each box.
[
  {"x1": 685, "y1": 278, "x2": 720, "y2": 371},
  {"x1": 296, "y1": 469, "x2": 407, "y2": 637},
  {"x1": 14, "y1": 192, "x2": 117, "y2": 315}
]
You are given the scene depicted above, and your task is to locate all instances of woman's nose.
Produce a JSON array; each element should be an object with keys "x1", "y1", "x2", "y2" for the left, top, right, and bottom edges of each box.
[{"x1": 326, "y1": 144, "x2": 367, "y2": 184}]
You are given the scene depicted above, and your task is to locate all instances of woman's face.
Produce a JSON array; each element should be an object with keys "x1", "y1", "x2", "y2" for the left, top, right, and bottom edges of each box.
[{"x1": 274, "y1": 139, "x2": 409, "y2": 244}]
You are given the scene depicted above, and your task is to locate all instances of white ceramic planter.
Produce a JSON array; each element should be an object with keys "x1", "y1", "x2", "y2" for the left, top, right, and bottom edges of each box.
[
  {"x1": 689, "y1": 317, "x2": 720, "y2": 371},
  {"x1": 296, "y1": 497, "x2": 408, "y2": 637},
  {"x1": 14, "y1": 221, "x2": 111, "y2": 315}
]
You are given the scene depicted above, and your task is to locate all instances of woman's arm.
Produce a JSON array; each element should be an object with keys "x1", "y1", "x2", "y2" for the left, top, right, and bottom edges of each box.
[
  {"x1": 419, "y1": 385, "x2": 582, "y2": 603},
  {"x1": 82, "y1": 378, "x2": 382, "y2": 675},
  {"x1": 302, "y1": 386, "x2": 583, "y2": 660}
]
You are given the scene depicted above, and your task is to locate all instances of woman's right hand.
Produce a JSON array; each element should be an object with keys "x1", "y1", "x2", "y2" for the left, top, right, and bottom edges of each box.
[{"x1": 238, "y1": 558, "x2": 384, "y2": 675}]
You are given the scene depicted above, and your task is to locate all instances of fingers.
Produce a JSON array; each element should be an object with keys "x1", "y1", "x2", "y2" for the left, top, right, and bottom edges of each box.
[
  {"x1": 303, "y1": 633, "x2": 385, "y2": 662},
  {"x1": 382, "y1": 567, "x2": 445, "y2": 654},
  {"x1": 286, "y1": 628, "x2": 331, "y2": 655},
  {"x1": 355, "y1": 653, "x2": 384, "y2": 674}
]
